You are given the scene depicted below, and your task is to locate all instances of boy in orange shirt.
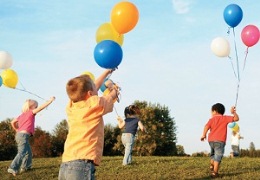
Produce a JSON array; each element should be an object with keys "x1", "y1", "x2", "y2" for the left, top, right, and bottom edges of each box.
[
  {"x1": 58, "y1": 69, "x2": 119, "y2": 180},
  {"x1": 200, "y1": 103, "x2": 239, "y2": 178}
]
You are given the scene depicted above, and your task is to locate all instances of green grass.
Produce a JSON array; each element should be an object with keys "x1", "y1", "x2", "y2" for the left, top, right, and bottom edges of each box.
[{"x1": 1, "y1": 156, "x2": 260, "y2": 179}]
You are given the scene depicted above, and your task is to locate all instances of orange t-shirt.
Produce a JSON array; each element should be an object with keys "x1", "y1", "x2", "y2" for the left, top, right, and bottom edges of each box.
[
  {"x1": 206, "y1": 115, "x2": 234, "y2": 143},
  {"x1": 62, "y1": 95, "x2": 113, "y2": 165}
]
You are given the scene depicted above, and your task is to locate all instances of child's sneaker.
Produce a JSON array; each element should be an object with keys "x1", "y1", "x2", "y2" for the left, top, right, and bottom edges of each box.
[{"x1": 7, "y1": 168, "x2": 17, "y2": 176}]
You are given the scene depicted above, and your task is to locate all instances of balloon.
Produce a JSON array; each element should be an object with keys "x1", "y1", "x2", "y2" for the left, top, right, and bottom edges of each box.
[
  {"x1": 100, "y1": 78, "x2": 109, "y2": 92},
  {"x1": 103, "y1": 88, "x2": 117, "y2": 103},
  {"x1": 94, "y1": 40, "x2": 123, "y2": 69},
  {"x1": 111, "y1": 1, "x2": 139, "y2": 34},
  {"x1": 241, "y1": 25, "x2": 260, "y2": 47},
  {"x1": 228, "y1": 122, "x2": 236, "y2": 128},
  {"x1": 211, "y1": 37, "x2": 230, "y2": 57},
  {"x1": 223, "y1": 4, "x2": 243, "y2": 28},
  {"x1": 96, "y1": 22, "x2": 124, "y2": 46},
  {"x1": 0, "y1": 51, "x2": 13, "y2": 69},
  {"x1": 232, "y1": 123, "x2": 240, "y2": 132},
  {"x1": 82, "y1": 71, "x2": 95, "y2": 81},
  {"x1": 1, "y1": 69, "x2": 18, "y2": 88},
  {"x1": 0, "y1": 76, "x2": 2, "y2": 87}
]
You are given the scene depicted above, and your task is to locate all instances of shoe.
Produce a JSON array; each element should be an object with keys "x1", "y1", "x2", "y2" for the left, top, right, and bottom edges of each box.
[
  {"x1": 20, "y1": 167, "x2": 32, "y2": 173},
  {"x1": 211, "y1": 171, "x2": 219, "y2": 178},
  {"x1": 7, "y1": 168, "x2": 17, "y2": 176}
]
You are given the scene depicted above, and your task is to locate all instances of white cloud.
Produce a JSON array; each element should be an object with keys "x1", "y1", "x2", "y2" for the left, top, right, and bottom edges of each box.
[{"x1": 172, "y1": 0, "x2": 192, "y2": 14}]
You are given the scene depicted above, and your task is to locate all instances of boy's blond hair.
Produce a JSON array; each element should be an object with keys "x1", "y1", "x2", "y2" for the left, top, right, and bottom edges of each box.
[
  {"x1": 66, "y1": 75, "x2": 94, "y2": 102},
  {"x1": 22, "y1": 99, "x2": 38, "y2": 113}
]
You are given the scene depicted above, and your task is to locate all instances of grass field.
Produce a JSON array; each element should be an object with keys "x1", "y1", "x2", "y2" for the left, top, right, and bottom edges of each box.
[{"x1": 1, "y1": 156, "x2": 260, "y2": 180}]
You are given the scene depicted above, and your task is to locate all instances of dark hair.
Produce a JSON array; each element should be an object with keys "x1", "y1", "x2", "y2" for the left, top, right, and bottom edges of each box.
[
  {"x1": 124, "y1": 105, "x2": 140, "y2": 117},
  {"x1": 212, "y1": 103, "x2": 225, "y2": 115}
]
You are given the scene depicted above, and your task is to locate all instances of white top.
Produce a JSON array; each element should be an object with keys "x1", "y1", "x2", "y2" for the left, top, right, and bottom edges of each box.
[{"x1": 231, "y1": 132, "x2": 241, "y2": 146}]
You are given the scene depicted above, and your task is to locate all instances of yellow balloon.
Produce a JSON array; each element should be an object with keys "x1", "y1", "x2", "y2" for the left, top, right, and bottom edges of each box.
[
  {"x1": 232, "y1": 123, "x2": 240, "y2": 132},
  {"x1": 1, "y1": 69, "x2": 18, "y2": 88},
  {"x1": 103, "y1": 88, "x2": 117, "y2": 103},
  {"x1": 82, "y1": 71, "x2": 95, "y2": 81},
  {"x1": 96, "y1": 22, "x2": 124, "y2": 46}
]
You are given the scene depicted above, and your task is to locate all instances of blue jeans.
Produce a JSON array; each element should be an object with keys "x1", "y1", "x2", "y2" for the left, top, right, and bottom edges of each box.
[
  {"x1": 209, "y1": 141, "x2": 225, "y2": 163},
  {"x1": 9, "y1": 132, "x2": 32, "y2": 173},
  {"x1": 121, "y1": 133, "x2": 135, "y2": 165},
  {"x1": 58, "y1": 160, "x2": 95, "y2": 180},
  {"x1": 231, "y1": 145, "x2": 240, "y2": 156}
]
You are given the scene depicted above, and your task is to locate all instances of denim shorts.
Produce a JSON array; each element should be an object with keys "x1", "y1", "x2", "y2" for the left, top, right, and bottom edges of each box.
[
  {"x1": 209, "y1": 141, "x2": 225, "y2": 163},
  {"x1": 58, "y1": 159, "x2": 95, "y2": 180}
]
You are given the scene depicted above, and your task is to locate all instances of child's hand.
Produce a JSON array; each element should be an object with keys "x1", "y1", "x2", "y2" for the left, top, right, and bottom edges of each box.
[
  {"x1": 200, "y1": 135, "x2": 206, "y2": 141},
  {"x1": 230, "y1": 106, "x2": 236, "y2": 114},
  {"x1": 50, "y1": 96, "x2": 56, "y2": 102}
]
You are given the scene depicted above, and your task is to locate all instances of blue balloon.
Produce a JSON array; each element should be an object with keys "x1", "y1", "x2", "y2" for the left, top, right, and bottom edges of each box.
[
  {"x1": 223, "y1": 4, "x2": 243, "y2": 28},
  {"x1": 100, "y1": 78, "x2": 108, "y2": 92},
  {"x1": 228, "y1": 122, "x2": 236, "y2": 128},
  {"x1": 0, "y1": 76, "x2": 2, "y2": 87},
  {"x1": 94, "y1": 40, "x2": 123, "y2": 69}
]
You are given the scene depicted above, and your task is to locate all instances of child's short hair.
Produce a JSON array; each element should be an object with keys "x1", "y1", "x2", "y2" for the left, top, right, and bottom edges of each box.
[
  {"x1": 124, "y1": 105, "x2": 140, "y2": 117},
  {"x1": 212, "y1": 103, "x2": 225, "y2": 115},
  {"x1": 22, "y1": 99, "x2": 38, "y2": 113},
  {"x1": 66, "y1": 75, "x2": 94, "y2": 102}
]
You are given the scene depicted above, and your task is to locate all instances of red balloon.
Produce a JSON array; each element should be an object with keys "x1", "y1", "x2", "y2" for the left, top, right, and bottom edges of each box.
[{"x1": 241, "y1": 25, "x2": 260, "y2": 47}]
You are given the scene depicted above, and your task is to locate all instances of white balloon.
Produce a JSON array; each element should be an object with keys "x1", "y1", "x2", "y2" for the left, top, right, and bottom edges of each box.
[
  {"x1": 0, "y1": 51, "x2": 13, "y2": 69},
  {"x1": 210, "y1": 37, "x2": 230, "y2": 57}
]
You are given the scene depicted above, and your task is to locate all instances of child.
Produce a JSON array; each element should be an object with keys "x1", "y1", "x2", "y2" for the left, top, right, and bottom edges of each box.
[
  {"x1": 58, "y1": 69, "x2": 119, "y2": 180},
  {"x1": 230, "y1": 130, "x2": 243, "y2": 157},
  {"x1": 200, "y1": 103, "x2": 239, "y2": 178},
  {"x1": 8, "y1": 97, "x2": 55, "y2": 176},
  {"x1": 117, "y1": 105, "x2": 145, "y2": 166}
]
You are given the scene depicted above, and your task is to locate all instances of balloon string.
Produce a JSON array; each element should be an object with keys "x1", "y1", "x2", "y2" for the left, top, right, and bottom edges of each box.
[
  {"x1": 235, "y1": 82, "x2": 240, "y2": 108},
  {"x1": 232, "y1": 28, "x2": 240, "y2": 82},
  {"x1": 242, "y1": 47, "x2": 249, "y2": 71},
  {"x1": 228, "y1": 56, "x2": 237, "y2": 79},
  {"x1": 15, "y1": 81, "x2": 46, "y2": 100},
  {"x1": 113, "y1": 106, "x2": 119, "y2": 116}
]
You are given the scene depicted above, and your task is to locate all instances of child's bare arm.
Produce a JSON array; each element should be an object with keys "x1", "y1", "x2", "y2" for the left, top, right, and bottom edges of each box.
[
  {"x1": 11, "y1": 118, "x2": 19, "y2": 131},
  {"x1": 230, "y1": 106, "x2": 239, "y2": 121},
  {"x1": 95, "y1": 69, "x2": 114, "y2": 90},
  {"x1": 200, "y1": 125, "x2": 209, "y2": 141},
  {"x1": 138, "y1": 121, "x2": 145, "y2": 132},
  {"x1": 117, "y1": 116, "x2": 125, "y2": 129},
  {"x1": 32, "y1": 96, "x2": 55, "y2": 115}
]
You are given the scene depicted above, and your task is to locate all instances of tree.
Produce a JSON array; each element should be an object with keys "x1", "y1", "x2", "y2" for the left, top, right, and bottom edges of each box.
[
  {"x1": 0, "y1": 119, "x2": 17, "y2": 160},
  {"x1": 51, "y1": 119, "x2": 68, "y2": 156},
  {"x1": 103, "y1": 124, "x2": 122, "y2": 156},
  {"x1": 249, "y1": 142, "x2": 256, "y2": 157},
  {"x1": 133, "y1": 101, "x2": 177, "y2": 156},
  {"x1": 30, "y1": 127, "x2": 52, "y2": 157},
  {"x1": 176, "y1": 145, "x2": 186, "y2": 156}
]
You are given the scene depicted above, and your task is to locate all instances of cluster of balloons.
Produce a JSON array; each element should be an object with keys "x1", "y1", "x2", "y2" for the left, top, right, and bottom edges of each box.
[
  {"x1": 211, "y1": 4, "x2": 260, "y2": 57},
  {"x1": 94, "y1": 1, "x2": 139, "y2": 69},
  {"x1": 0, "y1": 51, "x2": 19, "y2": 88},
  {"x1": 228, "y1": 122, "x2": 240, "y2": 132}
]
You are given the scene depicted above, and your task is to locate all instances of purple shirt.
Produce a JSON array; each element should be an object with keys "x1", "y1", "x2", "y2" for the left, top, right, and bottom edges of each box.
[{"x1": 17, "y1": 110, "x2": 36, "y2": 134}]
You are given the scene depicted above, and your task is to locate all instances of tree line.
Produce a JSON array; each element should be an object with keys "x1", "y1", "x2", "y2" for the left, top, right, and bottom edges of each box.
[{"x1": 0, "y1": 101, "x2": 181, "y2": 161}]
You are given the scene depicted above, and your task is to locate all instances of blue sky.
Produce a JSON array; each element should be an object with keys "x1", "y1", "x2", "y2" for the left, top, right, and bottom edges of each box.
[{"x1": 0, "y1": 0, "x2": 259, "y2": 155}]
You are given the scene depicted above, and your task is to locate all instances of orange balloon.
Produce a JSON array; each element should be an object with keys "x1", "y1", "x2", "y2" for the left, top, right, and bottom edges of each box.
[{"x1": 111, "y1": 2, "x2": 139, "y2": 34}]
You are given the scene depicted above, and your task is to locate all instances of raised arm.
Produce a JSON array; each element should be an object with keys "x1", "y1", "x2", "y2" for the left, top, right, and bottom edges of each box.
[
  {"x1": 32, "y1": 96, "x2": 55, "y2": 115},
  {"x1": 230, "y1": 106, "x2": 239, "y2": 122},
  {"x1": 95, "y1": 69, "x2": 114, "y2": 90}
]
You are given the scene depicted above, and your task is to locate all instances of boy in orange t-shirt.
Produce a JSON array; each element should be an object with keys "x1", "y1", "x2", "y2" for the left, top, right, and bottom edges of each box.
[
  {"x1": 58, "y1": 69, "x2": 119, "y2": 180},
  {"x1": 200, "y1": 103, "x2": 239, "y2": 178}
]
